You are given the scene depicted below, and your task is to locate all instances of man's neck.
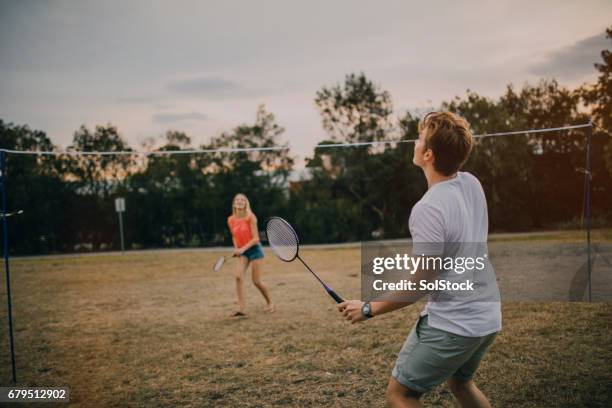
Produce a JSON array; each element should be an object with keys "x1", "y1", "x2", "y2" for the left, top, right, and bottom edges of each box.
[{"x1": 424, "y1": 166, "x2": 457, "y2": 189}]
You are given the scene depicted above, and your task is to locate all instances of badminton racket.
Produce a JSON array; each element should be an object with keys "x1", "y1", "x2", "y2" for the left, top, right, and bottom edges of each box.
[
  {"x1": 213, "y1": 253, "x2": 239, "y2": 272},
  {"x1": 0, "y1": 210, "x2": 23, "y2": 218},
  {"x1": 265, "y1": 216, "x2": 344, "y2": 303}
]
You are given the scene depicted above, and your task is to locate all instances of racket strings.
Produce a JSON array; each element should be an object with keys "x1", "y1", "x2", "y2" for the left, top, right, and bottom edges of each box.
[
  {"x1": 265, "y1": 216, "x2": 344, "y2": 303},
  {"x1": 266, "y1": 218, "x2": 298, "y2": 261}
]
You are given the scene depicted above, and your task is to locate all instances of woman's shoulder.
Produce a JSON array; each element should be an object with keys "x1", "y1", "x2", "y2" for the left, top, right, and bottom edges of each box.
[{"x1": 228, "y1": 214, "x2": 254, "y2": 223}]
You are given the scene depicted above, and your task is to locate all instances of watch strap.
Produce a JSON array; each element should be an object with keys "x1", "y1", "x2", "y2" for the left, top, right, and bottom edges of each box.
[{"x1": 362, "y1": 301, "x2": 374, "y2": 318}]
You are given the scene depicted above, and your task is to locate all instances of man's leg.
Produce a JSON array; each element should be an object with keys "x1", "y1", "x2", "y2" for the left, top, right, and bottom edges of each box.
[
  {"x1": 446, "y1": 330, "x2": 497, "y2": 407},
  {"x1": 386, "y1": 376, "x2": 423, "y2": 408},
  {"x1": 447, "y1": 377, "x2": 491, "y2": 408}
]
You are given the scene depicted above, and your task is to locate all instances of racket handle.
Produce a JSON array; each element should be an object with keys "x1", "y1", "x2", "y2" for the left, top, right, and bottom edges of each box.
[{"x1": 327, "y1": 288, "x2": 344, "y2": 303}]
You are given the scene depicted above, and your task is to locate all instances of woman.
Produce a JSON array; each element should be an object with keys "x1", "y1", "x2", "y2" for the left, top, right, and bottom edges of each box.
[{"x1": 227, "y1": 193, "x2": 274, "y2": 317}]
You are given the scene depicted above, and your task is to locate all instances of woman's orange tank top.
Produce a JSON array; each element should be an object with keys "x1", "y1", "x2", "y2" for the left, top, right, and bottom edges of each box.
[{"x1": 228, "y1": 214, "x2": 253, "y2": 248}]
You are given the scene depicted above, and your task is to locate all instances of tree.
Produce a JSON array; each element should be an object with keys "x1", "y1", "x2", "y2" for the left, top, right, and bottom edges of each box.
[
  {"x1": 198, "y1": 105, "x2": 293, "y2": 244},
  {"x1": 315, "y1": 72, "x2": 393, "y2": 143},
  {"x1": 298, "y1": 73, "x2": 421, "y2": 241},
  {"x1": 580, "y1": 27, "x2": 612, "y2": 223},
  {"x1": 443, "y1": 80, "x2": 593, "y2": 230},
  {"x1": 127, "y1": 130, "x2": 209, "y2": 247},
  {"x1": 62, "y1": 124, "x2": 136, "y2": 250},
  {"x1": 0, "y1": 121, "x2": 75, "y2": 253},
  {"x1": 65, "y1": 124, "x2": 135, "y2": 197},
  {"x1": 582, "y1": 27, "x2": 612, "y2": 172}
]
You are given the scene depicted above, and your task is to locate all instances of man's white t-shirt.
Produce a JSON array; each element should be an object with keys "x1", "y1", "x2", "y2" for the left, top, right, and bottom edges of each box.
[{"x1": 409, "y1": 171, "x2": 502, "y2": 337}]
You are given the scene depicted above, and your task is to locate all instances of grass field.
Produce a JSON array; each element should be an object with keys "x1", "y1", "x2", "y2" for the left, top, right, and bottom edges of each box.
[{"x1": 1, "y1": 236, "x2": 611, "y2": 407}]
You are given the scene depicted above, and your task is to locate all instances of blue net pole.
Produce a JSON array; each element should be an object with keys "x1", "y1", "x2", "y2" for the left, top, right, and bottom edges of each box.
[
  {"x1": 586, "y1": 122, "x2": 593, "y2": 302},
  {"x1": 0, "y1": 151, "x2": 17, "y2": 383}
]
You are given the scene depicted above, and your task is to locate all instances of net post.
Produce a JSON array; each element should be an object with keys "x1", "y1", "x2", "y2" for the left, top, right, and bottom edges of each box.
[
  {"x1": 118, "y1": 211, "x2": 125, "y2": 253},
  {"x1": 585, "y1": 121, "x2": 593, "y2": 302},
  {"x1": 0, "y1": 150, "x2": 17, "y2": 383}
]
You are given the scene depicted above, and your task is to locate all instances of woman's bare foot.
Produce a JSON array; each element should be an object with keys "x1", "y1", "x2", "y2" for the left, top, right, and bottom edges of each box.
[{"x1": 263, "y1": 304, "x2": 276, "y2": 313}]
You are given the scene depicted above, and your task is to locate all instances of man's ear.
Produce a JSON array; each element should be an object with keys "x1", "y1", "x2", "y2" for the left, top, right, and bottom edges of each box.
[{"x1": 423, "y1": 148, "x2": 434, "y2": 164}]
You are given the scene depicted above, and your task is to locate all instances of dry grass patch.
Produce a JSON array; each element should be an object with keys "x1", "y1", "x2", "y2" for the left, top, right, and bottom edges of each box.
[{"x1": 0, "y1": 246, "x2": 610, "y2": 407}]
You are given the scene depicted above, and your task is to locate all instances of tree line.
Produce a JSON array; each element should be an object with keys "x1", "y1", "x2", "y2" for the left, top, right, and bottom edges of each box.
[{"x1": 1, "y1": 29, "x2": 611, "y2": 255}]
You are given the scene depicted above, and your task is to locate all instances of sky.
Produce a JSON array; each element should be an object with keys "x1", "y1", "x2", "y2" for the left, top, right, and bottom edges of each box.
[{"x1": 0, "y1": 0, "x2": 610, "y2": 163}]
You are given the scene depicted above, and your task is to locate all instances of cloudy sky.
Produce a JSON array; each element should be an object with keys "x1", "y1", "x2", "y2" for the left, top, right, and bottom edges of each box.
[{"x1": 0, "y1": 0, "x2": 610, "y2": 161}]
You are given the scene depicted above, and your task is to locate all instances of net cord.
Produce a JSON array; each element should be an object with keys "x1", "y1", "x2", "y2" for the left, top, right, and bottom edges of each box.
[{"x1": 0, "y1": 123, "x2": 592, "y2": 156}]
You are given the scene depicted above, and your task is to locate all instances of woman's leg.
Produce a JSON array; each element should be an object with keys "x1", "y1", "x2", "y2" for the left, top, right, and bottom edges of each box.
[
  {"x1": 234, "y1": 256, "x2": 249, "y2": 314},
  {"x1": 251, "y1": 259, "x2": 274, "y2": 311}
]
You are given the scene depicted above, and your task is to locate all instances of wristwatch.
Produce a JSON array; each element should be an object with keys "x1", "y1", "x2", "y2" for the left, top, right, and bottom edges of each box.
[{"x1": 362, "y1": 301, "x2": 374, "y2": 318}]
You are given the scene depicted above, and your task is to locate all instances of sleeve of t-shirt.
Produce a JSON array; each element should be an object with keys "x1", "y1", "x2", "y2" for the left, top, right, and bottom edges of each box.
[{"x1": 409, "y1": 202, "x2": 445, "y2": 255}]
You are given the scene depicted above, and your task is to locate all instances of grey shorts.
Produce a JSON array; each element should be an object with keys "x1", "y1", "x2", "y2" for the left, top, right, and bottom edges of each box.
[{"x1": 392, "y1": 315, "x2": 497, "y2": 394}]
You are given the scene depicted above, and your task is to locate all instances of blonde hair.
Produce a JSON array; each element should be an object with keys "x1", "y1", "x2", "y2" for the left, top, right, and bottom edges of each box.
[
  {"x1": 231, "y1": 193, "x2": 253, "y2": 218},
  {"x1": 418, "y1": 111, "x2": 473, "y2": 176}
]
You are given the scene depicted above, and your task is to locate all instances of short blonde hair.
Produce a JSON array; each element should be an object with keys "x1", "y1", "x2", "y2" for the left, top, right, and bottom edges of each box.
[{"x1": 419, "y1": 111, "x2": 473, "y2": 176}]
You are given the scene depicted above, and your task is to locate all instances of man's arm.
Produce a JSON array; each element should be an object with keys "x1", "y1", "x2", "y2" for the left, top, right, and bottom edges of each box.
[
  {"x1": 337, "y1": 300, "x2": 412, "y2": 324},
  {"x1": 338, "y1": 202, "x2": 445, "y2": 323},
  {"x1": 337, "y1": 257, "x2": 438, "y2": 323}
]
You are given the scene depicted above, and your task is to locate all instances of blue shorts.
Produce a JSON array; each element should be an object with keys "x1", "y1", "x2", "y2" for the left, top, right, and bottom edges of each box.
[{"x1": 241, "y1": 243, "x2": 264, "y2": 261}]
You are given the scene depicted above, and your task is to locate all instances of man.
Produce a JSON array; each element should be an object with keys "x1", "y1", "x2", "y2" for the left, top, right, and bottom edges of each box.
[{"x1": 338, "y1": 111, "x2": 501, "y2": 408}]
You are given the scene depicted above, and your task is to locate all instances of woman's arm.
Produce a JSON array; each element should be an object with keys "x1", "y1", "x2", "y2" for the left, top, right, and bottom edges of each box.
[{"x1": 231, "y1": 236, "x2": 240, "y2": 255}]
